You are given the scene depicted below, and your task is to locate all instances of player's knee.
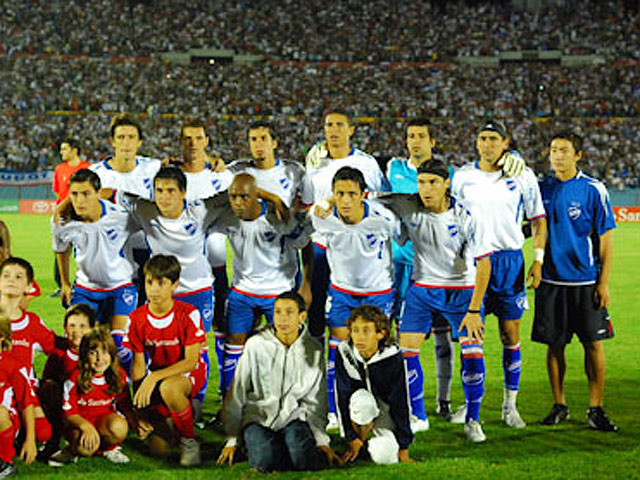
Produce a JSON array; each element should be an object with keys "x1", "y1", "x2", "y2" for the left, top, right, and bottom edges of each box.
[
  {"x1": 368, "y1": 435, "x2": 399, "y2": 465},
  {"x1": 107, "y1": 415, "x2": 129, "y2": 442},
  {"x1": 0, "y1": 406, "x2": 11, "y2": 429},
  {"x1": 159, "y1": 376, "x2": 190, "y2": 407},
  {"x1": 148, "y1": 433, "x2": 172, "y2": 458}
]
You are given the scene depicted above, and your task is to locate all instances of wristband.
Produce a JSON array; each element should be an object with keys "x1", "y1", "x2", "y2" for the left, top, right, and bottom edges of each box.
[
  {"x1": 467, "y1": 309, "x2": 481, "y2": 314},
  {"x1": 533, "y1": 247, "x2": 545, "y2": 264}
]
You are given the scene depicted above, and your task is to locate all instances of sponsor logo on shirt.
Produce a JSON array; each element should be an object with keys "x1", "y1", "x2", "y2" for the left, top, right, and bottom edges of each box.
[{"x1": 145, "y1": 339, "x2": 180, "y2": 347}]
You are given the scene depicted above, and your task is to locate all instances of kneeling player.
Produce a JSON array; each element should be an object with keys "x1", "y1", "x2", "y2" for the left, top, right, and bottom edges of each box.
[
  {"x1": 217, "y1": 291, "x2": 341, "y2": 471},
  {"x1": 38, "y1": 304, "x2": 96, "y2": 460},
  {"x1": 335, "y1": 305, "x2": 413, "y2": 464},
  {"x1": 49, "y1": 329, "x2": 133, "y2": 466},
  {"x1": 125, "y1": 255, "x2": 206, "y2": 466},
  {"x1": 0, "y1": 310, "x2": 37, "y2": 477}
]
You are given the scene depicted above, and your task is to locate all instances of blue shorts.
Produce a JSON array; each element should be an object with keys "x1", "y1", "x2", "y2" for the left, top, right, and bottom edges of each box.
[
  {"x1": 485, "y1": 250, "x2": 527, "y2": 321},
  {"x1": 399, "y1": 283, "x2": 482, "y2": 338},
  {"x1": 325, "y1": 284, "x2": 395, "y2": 329},
  {"x1": 174, "y1": 287, "x2": 214, "y2": 333},
  {"x1": 72, "y1": 283, "x2": 138, "y2": 324},
  {"x1": 224, "y1": 288, "x2": 276, "y2": 335}
]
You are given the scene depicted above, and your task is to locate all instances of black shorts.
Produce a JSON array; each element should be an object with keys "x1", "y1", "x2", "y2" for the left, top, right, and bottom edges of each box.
[{"x1": 532, "y1": 282, "x2": 614, "y2": 346}]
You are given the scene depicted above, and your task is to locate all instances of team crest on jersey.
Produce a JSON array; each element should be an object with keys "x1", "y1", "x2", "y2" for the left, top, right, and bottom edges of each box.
[
  {"x1": 447, "y1": 225, "x2": 459, "y2": 237},
  {"x1": 105, "y1": 228, "x2": 118, "y2": 241},
  {"x1": 143, "y1": 178, "x2": 152, "y2": 191},
  {"x1": 279, "y1": 178, "x2": 291, "y2": 191},
  {"x1": 183, "y1": 223, "x2": 197, "y2": 236},
  {"x1": 505, "y1": 179, "x2": 517, "y2": 191},
  {"x1": 122, "y1": 291, "x2": 135, "y2": 306},
  {"x1": 568, "y1": 203, "x2": 582, "y2": 220},
  {"x1": 365, "y1": 233, "x2": 377, "y2": 248}
]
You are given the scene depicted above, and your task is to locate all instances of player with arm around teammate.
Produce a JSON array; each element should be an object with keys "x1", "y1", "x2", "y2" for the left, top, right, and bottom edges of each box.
[
  {"x1": 378, "y1": 159, "x2": 492, "y2": 441},
  {"x1": 533, "y1": 131, "x2": 618, "y2": 431},
  {"x1": 451, "y1": 120, "x2": 547, "y2": 428}
]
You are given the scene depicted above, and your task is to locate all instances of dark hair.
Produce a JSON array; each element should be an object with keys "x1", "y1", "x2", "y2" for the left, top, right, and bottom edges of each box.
[
  {"x1": 143, "y1": 254, "x2": 181, "y2": 284},
  {"x1": 154, "y1": 167, "x2": 187, "y2": 192},
  {"x1": 417, "y1": 159, "x2": 450, "y2": 180},
  {"x1": 478, "y1": 119, "x2": 508, "y2": 139},
  {"x1": 0, "y1": 256, "x2": 34, "y2": 284},
  {"x1": 324, "y1": 108, "x2": 353, "y2": 126},
  {"x1": 77, "y1": 328, "x2": 123, "y2": 395},
  {"x1": 69, "y1": 168, "x2": 101, "y2": 191},
  {"x1": 247, "y1": 121, "x2": 276, "y2": 140},
  {"x1": 347, "y1": 305, "x2": 393, "y2": 349},
  {"x1": 332, "y1": 166, "x2": 366, "y2": 193},
  {"x1": 181, "y1": 118, "x2": 209, "y2": 139},
  {"x1": 63, "y1": 303, "x2": 97, "y2": 329},
  {"x1": 275, "y1": 290, "x2": 306, "y2": 313},
  {"x1": 60, "y1": 138, "x2": 81, "y2": 153},
  {"x1": 551, "y1": 130, "x2": 583, "y2": 153},
  {"x1": 109, "y1": 113, "x2": 143, "y2": 140},
  {"x1": 406, "y1": 117, "x2": 432, "y2": 132}
]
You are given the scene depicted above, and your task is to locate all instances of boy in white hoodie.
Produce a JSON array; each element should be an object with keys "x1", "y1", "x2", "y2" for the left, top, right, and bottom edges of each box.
[{"x1": 217, "y1": 291, "x2": 342, "y2": 472}]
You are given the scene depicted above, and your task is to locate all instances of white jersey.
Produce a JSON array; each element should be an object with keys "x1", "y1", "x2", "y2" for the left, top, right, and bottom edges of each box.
[
  {"x1": 211, "y1": 202, "x2": 311, "y2": 296},
  {"x1": 90, "y1": 156, "x2": 161, "y2": 205},
  {"x1": 52, "y1": 200, "x2": 137, "y2": 290},
  {"x1": 452, "y1": 162, "x2": 546, "y2": 252},
  {"x1": 228, "y1": 158, "x2": 305, "y2": 208},
  {"x1": 380, "y1": 195, "x2": 491, "y2": 287},
  {"x1": 184, "y1": 168, "x2": 233, "y2": 202},
  {"x1": 311, "y1": 200, "x2": 399, "y2": 294},
  {"x1": 128, "y1": 196, "x2": 224, "y2": 294},
  {"x1": 302, "y1": 148, "x2": 389, "y2": 247}
]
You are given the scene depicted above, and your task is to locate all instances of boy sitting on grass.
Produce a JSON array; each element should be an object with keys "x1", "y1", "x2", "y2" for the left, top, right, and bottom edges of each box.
[
  {"x1": 335, "y1": 305, "x2": 413, "y2": 464},
  {"x1": 217, "y1": 291, "x2": 342, "y2": 472}
]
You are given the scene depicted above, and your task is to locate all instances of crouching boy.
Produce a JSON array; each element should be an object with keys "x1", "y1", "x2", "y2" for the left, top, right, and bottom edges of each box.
[
  {"x1": 217, "y1": 291, "x2": 341, "y2": 472},
  {"x1": 335, "y1": 305, "x2": 413, "y2": 464},
  {"x1": 125, "y1": 255, "x2": 207, "y2": 467}
]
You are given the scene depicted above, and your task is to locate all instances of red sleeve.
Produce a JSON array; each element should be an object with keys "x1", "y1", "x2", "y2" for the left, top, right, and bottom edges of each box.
[
  {"x1": 11, "y1": 365, "x2": 37, "y2": 410},
  {"x1": 62, "y1": 373, "x2": 80, "y2": 418},
  {"x1": 33, "y1": 315, "x2": 56, "y2": 355},
  {"x1": 124, "y1": 311, "x2": 145, "y2": 354},
  {"x1": 182, "y1": 306, "x2": 206, "y2": 347}
]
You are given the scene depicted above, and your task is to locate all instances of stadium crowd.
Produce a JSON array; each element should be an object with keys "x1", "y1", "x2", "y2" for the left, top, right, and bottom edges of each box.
[
  {"x1": 1, "y1": 56, "x2": 638, "y2": 188},
  {"x1": 1, "y1": 0, "x2": 639, "y2": 60}
]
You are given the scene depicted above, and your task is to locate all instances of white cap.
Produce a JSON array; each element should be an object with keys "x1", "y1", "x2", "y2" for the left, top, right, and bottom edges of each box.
[{"x1": 349, "y1": 389, "x2": 379, "y2": 425}]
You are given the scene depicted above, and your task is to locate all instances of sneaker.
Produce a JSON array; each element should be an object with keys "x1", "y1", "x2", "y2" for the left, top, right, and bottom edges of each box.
[
  {"x1": 587, "y1": 407, "x2": 619, "y2": 432},
  {"x1": 464, "y1": 420, "x2": 486, "y2": 443},
  {"x1": 449, "y1": 404, "x2": 467, "y2": 424},
  {"x1": 102, "y1": 446, "x2": 130, "y2": 464},
  {"x1": 48, "y1": 448, "x2": 78, "y2": 467},
  {"x1": 436, "y1": 400, "x2": 452, "y2": 420},
  {"x1": 502, "y1": 405, "x2": 527, "y2": 428},
  {"x1": 540, "y1": 404, "x2": 570, "y2": 426},
  {"x1": 0, "y1": 461, "x2": 16, "y2": 479},
  {"x1": 410, "y1": 415, "x2": 430, "y2": 433},
  {"x1": 326, "y1": 412, "x2": 339, "y2": 432},
  {"x1": 37, "y1": 440, "x2": 60, "y2": 463},
  {"x1": 179, "y1": 437, "x2": 201, "y2": 467}
]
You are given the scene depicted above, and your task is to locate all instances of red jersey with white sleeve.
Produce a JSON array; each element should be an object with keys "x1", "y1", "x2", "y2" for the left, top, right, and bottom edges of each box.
[
  {"x1": 62, "y1": 367, "x2": 129, "y2": 423},
  {"x1": 10, "y1": 311, "x2": 56, "y2": 387},
  {"x1": 0, "y1": 352, "x2": 37, "y2": 417},
  {"x1": 124, "y1": 301, "x2": 205, "y2": 371}
]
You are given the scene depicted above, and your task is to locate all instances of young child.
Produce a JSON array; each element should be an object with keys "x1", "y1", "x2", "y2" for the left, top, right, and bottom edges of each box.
[
  {"x1": 217, "y1": 291, "x2": 341, "y2": 472},
  {"x1": 0, "y1": 257, "x2": 54, "y2": 448},
  {"x1": 38, "y1": 304, "x2": 96, "y2": 461},
  {"x1": 125, "y1": 254, "x2": 206, "y2": 467},
  {"x1": 49, "y1": 328, "x2": 133, "y2": 466},
  {"x1": 335, "y1": 305, "x2": 413, "y2": 464},
  {"x1": 0, "y1": 309, "x2": 38, "y2": 478}
]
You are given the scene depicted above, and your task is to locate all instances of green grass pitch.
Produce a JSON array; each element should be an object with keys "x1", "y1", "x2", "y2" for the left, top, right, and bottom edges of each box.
[{"x1": 1, "y1": 214, "x2": 639, "y2": 480}]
